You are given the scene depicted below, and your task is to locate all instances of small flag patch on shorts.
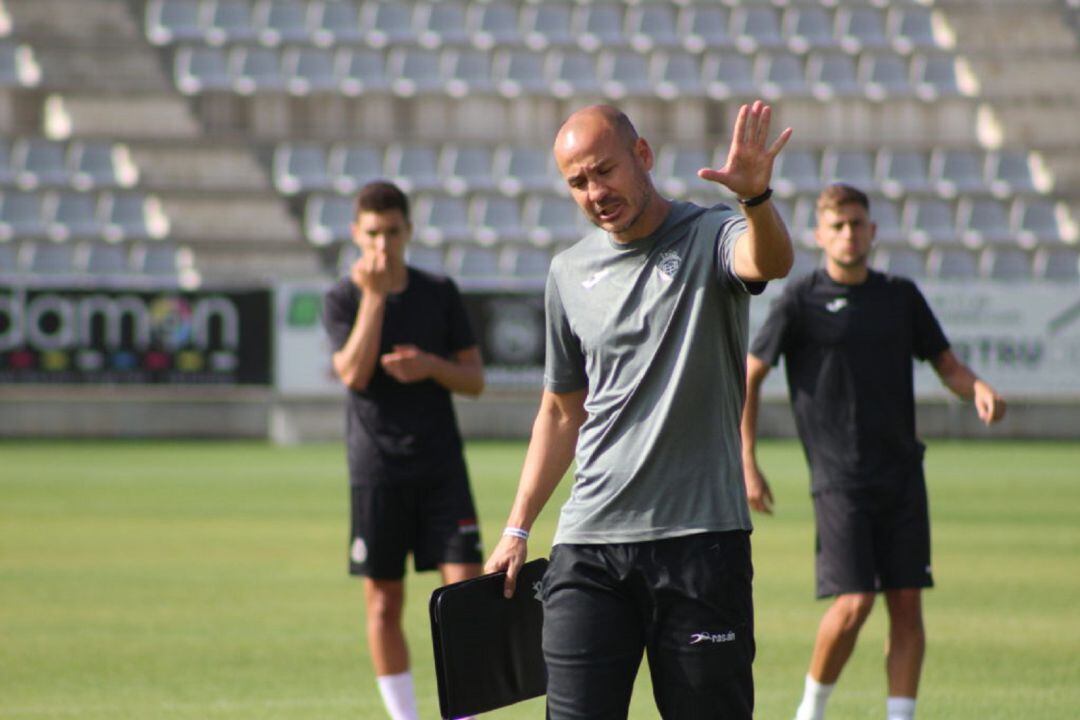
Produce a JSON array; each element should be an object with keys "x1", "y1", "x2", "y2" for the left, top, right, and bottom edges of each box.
[{"x1": 457, "y1": 518, "x2": 478, "y2": 534}]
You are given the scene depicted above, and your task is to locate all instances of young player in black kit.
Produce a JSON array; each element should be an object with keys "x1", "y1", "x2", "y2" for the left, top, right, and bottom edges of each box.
[
  {"x1": 323, "y1": 181, "x2": 485, "y2": 720},
  {"x1": 741, "y1": 183, "x2": 1006, "y2": 720}
]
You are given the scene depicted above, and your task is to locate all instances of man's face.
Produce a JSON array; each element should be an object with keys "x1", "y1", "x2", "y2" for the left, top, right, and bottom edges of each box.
[
  {"x1": 554, "y1": 125, "x2": 656, "y2": 239},
  {"x1": 815, "y1": 202, "x2": 876, "y2": 271},
  {"x1": 352, "y1": 208, "x2": 410, "y2": 265}
]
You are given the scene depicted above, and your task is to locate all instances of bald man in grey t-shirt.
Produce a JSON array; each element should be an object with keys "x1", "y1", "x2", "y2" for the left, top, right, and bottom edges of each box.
[{"x1": 485, "y1": 101, "x2": 795, "y2": 720}]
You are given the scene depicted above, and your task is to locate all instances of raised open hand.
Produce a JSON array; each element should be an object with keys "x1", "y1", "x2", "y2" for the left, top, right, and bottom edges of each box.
[{"x1": 698, "y1": 100, "x2": 792, "y2": 199}]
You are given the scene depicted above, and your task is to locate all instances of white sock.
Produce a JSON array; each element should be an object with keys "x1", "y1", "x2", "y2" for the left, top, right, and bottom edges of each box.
[
  {"x1": 887, "y1": 696, "x2": 917, "y2": 720},
  {"x1": 376, "y1": 671, "x2": 419, "y2": 720},
  {"x1": 794, "y1": 674, "x2": 835, "y2": 720}
]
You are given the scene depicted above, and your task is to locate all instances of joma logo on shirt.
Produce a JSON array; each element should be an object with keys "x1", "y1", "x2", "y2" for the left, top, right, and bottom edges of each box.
[
  {"x1": 656, "y1": 251, "x2": 682, "y2": 279},
  {"x1": 826, "y1": 297, "x2": 848, "y2": 313},
  {"x1": 689, "y1": 630, "x2": 736, "y2": 645}
]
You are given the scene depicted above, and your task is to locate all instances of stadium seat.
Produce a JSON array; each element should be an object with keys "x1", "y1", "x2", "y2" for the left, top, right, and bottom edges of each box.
[
  {"x1": 904, "y1": 198, "x2": 956, "y2": 247},
  {"x1": 446, "y1": 245, "x2": 500, "y2": 281},
  {"x1": 1033, "y1": 247, "x2": 1080, "y2": 281},
  {"x1": 0, "y1": 242, "x2": 18, "y2": 274},
  {"x1": 521, "y1": 3, "x2": 574, "y2": 51},
  {"x1": 469, "y1": 2, "x2": 520, "y2": 51},
  {"x1": 913, "y1": 54, "x2": 963, "y2": 100},
  {"x1": 0, "y1": 41, "x2": 41, "y2": 88},
  {"x1": 783, "y1": 6, "x2": 839, "y2": 55},
  {"x1": 440, "y1": 144, "x2": 496, "y2": 196},
  {"x1": 873, "y1": 246, "x2": 927, "y2": 279},
  {"x1": 807, "y1": 52, "x2": 860, "y2": 99},
  {"x1": 626, "y1": 5, "x2": 680, "y2": 53},
  {"x1": 205, "y1": 0, "x2": 256, "y2": 46},
  {"x1": 414, "y1": 195, "x2": 471, "y2": 246},
  {"x1": 443, "y1": 48, "x2": 495, "y2": 98},
  {"x1": 231, "y1": 46, "x2": 286, "y2": 95},
  {"x1": 494, "y1": 49, "x2": 547, "y2": 98},
  {"x1": 757, "y1": 52, "x2": 810, "y2": 100},
  {"x1": 575, "y1": 3, "x2": 627, "y2": 53},
  {"x1": 599, "y1": 51, "x2": 651, "y2": 100},
  {"x1": 24, "y1": 240, "x2": 76, "y2": 275},
  {"x1": 888, "y1": 6, "x2": 938, "y2": 54},
  {"x1": 926, "y1": 246, "x2": 978, "y2": 279},
  {"x1": 82, "y1": 241, "x2": 131, "y2": 276},
  {"x1": 273, "y1": 143, "x2": 330, "y2": 195},
  {"x1": 417, "y1": 1, "x2": 469, "y2": 49},
  {"x1": 929, "y1": 148, "x2": 988, "y2": 198},
  {"x1": 405, "y1": 245, "x2": 446, "y2": 275},
  {"x1": 304, "y1": 194, "x2": 352, "y2": 246},
  {"x1": 253, "y1": 0, "x2": 310, "y2": 47},
  {"x1": 70, "y1": 142, "x2": 135, "y2": 192},
  {"x1": 283, "y1": 47, "x2": 337, "y2": 95},
  {"x1": 678, "y1": 5, "x2": 731, "y2": 55},
  {"x1": 860, "y1": 53, "x2": 912, "y2": 101},
  {"x1": 870, "y1": 196, "x2": 905, "y2": 247},
  {"x1": 174, "y1": 46, "x2": 231, "y2": 95},
  {"x1": 772, "y1": 149, "x2": 820, "y2": 198},
  {"x1": 522, "y1": 195, "x2": 581, "y2": 247},
  {"x1": 338, "y1": 48, "x2": 389, "y2": 96},
  {"x1": 548, "y1": 50, "x2": 601, "y2": 99},
  {"x1": 877, "y1": 149, "x2": 931, "y2": 198},
  {"x1": 0, "y1": 141, "x2": 15, "y2": 186},
  {"x1": 310, "y1": 0, "x2": 363, "y2": 47},
  {"x1": 387, "y1": 47, "x2": 442, "y2": 97},
  {"x1": 102, "y1": 194, "x2": 168, "y2": 243},
  {"x1": 327, "y1": 143, "x2": 382, "y2": 195},
  {"x1": 133, "y1": 242, "x2": 193, "y2": 277},
  {"x1": 987, "y1": 150, "x2": 1038, "y2": 196},
  {"x1": 789, "y1": 196, "x2": 820, "y2": 247},
  {"x1": 145, "y1": 0, "x2": 203, "y2": 46},
  {"x1": 0, "y1": 190, "x2": 47, "y2": 240},
  {"x1": 821, "y1": 147, "x2": 876, "y2": 189},
  {"x1": 837, "y1": 6, "x2": 889, "y2": 54},
  {"x1": 656, "y1": 146, "x2": 714, "y2": 199},
  {"x1": 652, "y1": 51, "x2": 703, "y2": 100},
  {"x1": 47, "y1": 191, "x2": 103, "y2": 242},
  {"x1": 385, "y1": 143, "x2": 441, "y2": 194},
  {"x1": 957, "y1": 198, "x2": 1012, "y2": 247},
  {"x1": 502, "y1": 245, "x2": 551, "y2": 282},
  {"x1": 471, "y1": 195, "x2": 525, "y2": 246},
  {"x1": 1013, "y1": 198, "x2": 1076, "y2": 247},
  {"x1": 703, "y1": 52, "x2": 756, "y2": 100},
  {"x1": 981, "y1": 247, "x2": 1032, "y2": 281},
  {"x1": 494, "y1": 146, "x2": 556, "y2": 196},
  {"x1": 363, "y1": 1, "x2": 416, "y2": 49},
  {"x1": 13, "y1": 139, "x2": 69, "y2": 190},
  {"x1": 732, "y1": 6, "x2": 784, "y2": 54}
]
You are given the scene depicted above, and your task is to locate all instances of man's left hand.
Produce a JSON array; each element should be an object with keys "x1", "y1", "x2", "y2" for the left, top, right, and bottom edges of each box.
[
  {"x1": 973, "y1": 380, "x2": 1006, "y2": 425},
  {"x1": 698, "y1": 100, "x2": 792, "y2": 200},
  {"x1": 380, "y1": 344, "x2": 434, "y2": 383}
]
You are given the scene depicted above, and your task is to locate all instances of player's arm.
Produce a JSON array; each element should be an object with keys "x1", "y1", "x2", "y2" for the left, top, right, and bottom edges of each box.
[
  {"x1": 741, "y1": 353, "x2": 776, "y2": 514},
  {"x1": 331, "y1": 262, "x2": 389, "y2": 391},
  {"x1": 698, "y1": 100, "x2": 794, "y2": 282},
  {"x1": 486, "y1": 388, "x2": 587, "y2": 598},
  {"x1": 380, "y1": 344, "x2": 485, "y2": 396},
  {"x1": 931, "y1": 349, "x2": 1007, "y2": 425}
]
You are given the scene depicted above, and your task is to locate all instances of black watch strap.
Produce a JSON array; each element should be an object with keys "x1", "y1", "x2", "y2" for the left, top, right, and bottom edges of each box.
[{"x1": 738, "y1": 187, "x2": 773, "y2": 208}]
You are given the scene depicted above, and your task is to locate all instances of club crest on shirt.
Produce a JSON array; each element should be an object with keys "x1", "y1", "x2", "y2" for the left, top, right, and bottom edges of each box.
[{"x1": 656, "y1": 250, "x2": 682, "y2": 280}]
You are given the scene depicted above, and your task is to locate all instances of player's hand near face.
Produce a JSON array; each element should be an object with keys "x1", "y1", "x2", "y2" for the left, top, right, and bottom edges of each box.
[
  {"x1": 351, "y1": 251, "x2": 394, "y2": 296},
  {"x1": 380, "y1": 344, "x2": 434, "y2": 383},
  {"x1": 744, "y1": 461, "x2": 775, "y2": 515},
  {"x1": 698, "y1": 100, "x2": 792, "y2": 199},
  {"x1": 973, "y1": 379, "x2": 1006, "y2": 425},
  {"x1": 485, "y1": 534, "x2": 528, "y2": 599}
]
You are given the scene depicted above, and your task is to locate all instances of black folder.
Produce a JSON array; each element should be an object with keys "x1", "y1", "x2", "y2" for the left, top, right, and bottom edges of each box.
[{"x1": 429, "y1": 558, "x2": 548, "y2": 719}]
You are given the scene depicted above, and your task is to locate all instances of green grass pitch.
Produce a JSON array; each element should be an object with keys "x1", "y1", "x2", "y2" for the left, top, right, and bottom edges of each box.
[{"x1": 2, "y1": 439, "x2": 1078, "y2": 719}]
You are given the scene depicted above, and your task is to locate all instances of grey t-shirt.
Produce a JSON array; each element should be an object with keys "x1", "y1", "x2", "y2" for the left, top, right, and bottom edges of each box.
[{"x1": 545, "y1": 200, "x2": 762, "y2": 545}]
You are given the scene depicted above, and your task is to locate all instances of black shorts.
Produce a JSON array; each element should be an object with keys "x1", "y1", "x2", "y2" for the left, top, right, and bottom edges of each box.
[
  {"x1": 542, "y1": 531, "x2": 755, "y2": 720},
  {"x1": 813, "y1": 471, "x2": 933, "y2": 598},
  {"x1": 348, "y1": 466, "x2": 483, "y2": 580}
]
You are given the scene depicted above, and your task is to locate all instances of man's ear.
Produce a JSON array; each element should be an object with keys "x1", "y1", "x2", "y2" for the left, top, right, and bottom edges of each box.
[{"x1": 636, "y1": 137, "x2": 654, "y2": 172}]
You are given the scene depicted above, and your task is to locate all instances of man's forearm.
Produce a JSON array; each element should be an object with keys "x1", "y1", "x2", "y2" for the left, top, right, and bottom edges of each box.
[
  {"x1": 505, "y1": 398, "x2": 584, "y2": 532},
  {"x1": 332, "y1": 292, "x2": 386, "y2": 390},
  {"x1": 737, "y1": 202, "x2": 794, "y2": 281},
  {"x1": 428, "y1": 354, "x2": 484, "y2": 396}
]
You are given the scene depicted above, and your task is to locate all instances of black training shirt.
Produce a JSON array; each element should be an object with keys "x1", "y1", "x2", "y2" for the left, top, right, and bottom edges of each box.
[
  {"x1": 751, "y1": 269, "x2": 949, "y2": 492},
  {"x1": 323, "y1": 268, "x2": 477, "y2": 485}
]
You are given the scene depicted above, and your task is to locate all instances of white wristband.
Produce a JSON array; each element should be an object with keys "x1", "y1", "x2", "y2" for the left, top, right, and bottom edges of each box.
[{"x1": 503, "y1": 526, "x2": 529, "y2": 540}]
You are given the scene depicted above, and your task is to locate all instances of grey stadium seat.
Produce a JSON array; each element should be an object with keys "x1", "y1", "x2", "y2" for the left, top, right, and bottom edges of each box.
[
  {"x1": 25, "y1": 240, "x2": 77, "y2": 275},
  {"x1": 789, "y1": 196, "x2": 820, "y2": 247},
  {"x1": 253, "y1": 0, "x2": 310, "y2": 47},
  {"x1": 494, "y1": 49, "x2": 547, "y2": 98},
  {"x1": 0, "y1": 41, "x2": 40, "y2": 88},
  {"x1": 783, "y1": 6, "x2": 839, "y2": 54},
  {"x1": 338, "y1": 48, "x2": 388, "y2": 96},
  {"x1": 133, "y1": 242, "x2": 192, "y2": 277},
  {"x1": 877, "y1": 150, "x2": 931, "y2": 198},
  {"x1": 363, "y1": 1, "x2": 416, "y2": 49},
  {"x1": 807, "y1": 52, "x2": 859, "y2": 99},
  {"x1": 471, "y1": 195, "x2": 525, "y2": 246},
  {"x1": 230, "y1": 46, "x2": 286, "y2": 95},
  {"x1": 703, "y1": 52, "x2": 756, "y2": 100},
  {"x1": 82, "y1": 241, "x2": 131, "y2": 276},
  {"x1": 443, "y1": 49, "x2": 495, "y2": 98},
  {"x1": 0, "y1": 242, "x2": 17, "y2": 274},
  {"x1": 311, "y1": 0, "x2": 363, "y2": 47},
  {"x1": 327, "y1": 144, "x2": 383, "y2": 194},
  {"x1": 757, "y1": 52, "x2": 810, "y2": 100},
  {"x1": 205, "y1": 0, "x2": 256, "y2": 46},
  {"x1": 600, "y1": 51, "x2": 652, "y2": 100},
  {"x1": 0, "y1": 190, "x2": 47, "y2": 240},
  {"x1": 417, "y1": 1, "x2": 469, "y2": 49},
  {"x1": 821, "y1": 148, "x2": 876, "y2": 189},
  {"x1": 102, "y1": 194, "x2": 161, "y2": 242},
  {"x1": 175, "y1": 46, "x2": 230, "y2": 94},
  {"x1": 70, "y1": 142, "x2": 130, "y2": 191},
  {"x1": 927, "y1": 247, "x2": 978, "y2": 279},
  {"x1": 414, "y1": 195, "x2": 471, "y2": 246},
  {"x1": 656, "y1": 146, "x2": 714, "y2": 199},
  {"x1": 521, "y1": 3, "x2": 574, "y2": 51},
  {"x1": 904, "y1": 198, "x2": 956, "y2": 247},
  {"x1": 47, "y1": 191, "x2": 103, "y2": 242},
  {"x1": 870, "y1": 196, "x2": 905, "y2": 247},
  {"x1": 837, "y1": 7, "x2": 889, "y2": 54},
  {"x1": 1013, "y1": 198, "x2": 1072, "y2": 247},
  {"x1": 405, "y1": 245, "x2": 446, "y2": 275},
  {"x1": 957, "y1": 198, "x2": 1012, "y2": 247},
  {"x1": 889, "y1": 6, "x2": 938, "y2": 54},
  {"x1": 446, "y1": 245, "x2": 500, "y2": 282},
  {"x1": 732, "y1": 6, "x2": 784, "y2": 53},
  {"x1": 1033, "y1": 247, "x2": 1080, "y2": 281},
  {"x1": 502, "y1": 245, "x2": 551, "y2": 282},
  {"x1": 575, "y1": 4, "x2": 627, "y2": 53},
  {"x1": 273, "y1": 143, "x2": 331, "y2": 195},
  {"x1": 987, "y1": 151, "x2": 1038, "y2": 196},
  {"x1": 284, "y1": 47, "x2": 338, "y2": 95},
  {"x1": 385, "y1": 143, "x2": 441, "y2": 194},
  {"x1": 495, "y1": 146, "x2": 556, "y2": 197},
  {"x1": 981, "y1": 248, "x2": 1032, "y2": 281},
  {"x1": 860, "y1": 53, "x2": 912, "y2": 101},
  {"x1": 913, "y1": 54, "x2": 962, "y2": 100},
  {"x1": 626, "y1": 5, "x2": 680, "y2": 52},
  {"x1": 145, "y1": 0, "x2": 203, "y2": 46},
  {"x1": 469, "y1": 2, "x2": 520, "y2": 51},
  {"x1": 387, "y1": 47, "x2": 442, "y2": 97},
  {"x1": 440, "y1": 144, "x2": 496, "y2": 196},
  {"x1": 772, "y1": 149, "x2": 820, "y2": 198},
  {"x1": 652, "y1": 51, "x2": 703, "y2": 100},
  {"x1": 304, "y1": 194, "x2": 352, "y2": 246},
  {"x1": 930, "y1": 149, "x2": 988, "y2": 198},
  {"x1": 14, "y1": 139, "x2": 69, "y2": 189},
  {"x1": 548, "y1": 50, "x2": 601, "y2": 99},
  {"x1": 874, "y1": 247, "x2": 927, "y2": 279},
  {"x1": 678, "y1": 6, "x2": 730, "y2": 55},
  {"x1": 523, "y1": 195, "x2": 583, "y2": 247}
]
